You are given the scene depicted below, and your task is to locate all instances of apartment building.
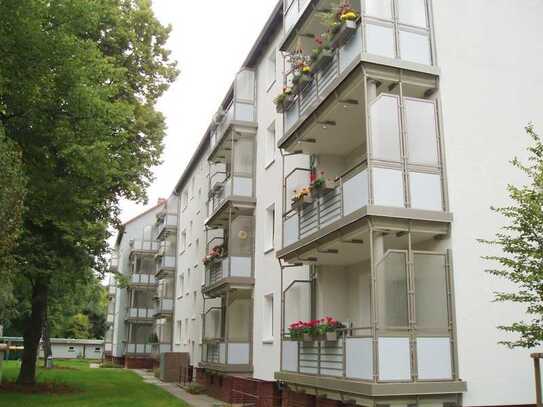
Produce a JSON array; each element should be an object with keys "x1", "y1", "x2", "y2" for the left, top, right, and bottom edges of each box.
[{"x1": 107, "y1": 1, "x2": 543, "y2": 405}]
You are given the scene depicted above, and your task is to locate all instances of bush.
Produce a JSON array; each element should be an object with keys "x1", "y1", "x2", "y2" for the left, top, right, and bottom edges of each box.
[
  {"x1": 100, "y1": 361, "x2": 122, "y2": 369},
  {"x1": 185, "y1": 383, "x2": 205, "y2": 395}
]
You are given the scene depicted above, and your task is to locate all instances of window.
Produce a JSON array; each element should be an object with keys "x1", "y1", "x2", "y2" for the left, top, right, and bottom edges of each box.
[
  {"x1": 176, "y1": 320, "x2": 182, "y2": 344},
  {"x1": 266, "y1": 49, "x2": 276, "y2": 89},
  {"x1": 265, "y1": 204, "x2": 275, "y2": 252},
  {"x1": 265, "y1": 121, "x2": 276, "y2": 167},
  {"x1": 95, "y1": 347, "x2": 101, "y2": 352},
  {"x1": 263, "y1": 294, "x2": 274, "y2": 342},
  {"x1": 68, "y1": 346, "x2": 75, "y2": 352}
]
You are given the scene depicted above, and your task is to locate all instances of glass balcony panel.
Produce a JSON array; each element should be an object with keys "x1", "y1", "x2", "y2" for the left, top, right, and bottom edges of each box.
[
  {"x1": 236, "y1": 70, "x2": 255, "y2": 102},
  {"x1": 414, "y1": 253, "x2": 448, "y2": 330},
  {"x1": 365, "y1": 0, "x2": 393, "y2": 20},
  {"x1": 372, "y1": 168, "x2": 404, "y2": 207},
  {"x1": 366, "y1": 21, "x2": 395, "y2": 59},
  {"x1": 282, "y1": 340, "x2": 299, "y2": 372},
  {"x1": 228, "y1": 297, "x2": 251, "y2": 341},
  {"x1": 230, "y1": 257, "x2": 252, "y2": 278},
  {"x1": 370, "y1": 95, "x2": 401, "y2": 162},
  {"x1": 284, "y1": 1, "x2": 299, "y2": 33},
  {"x1": 405, "y1": 98, "x2": 439, "y2": 166},
  {"x1": 285, "y1": 104, "x2": 299, "y2": 132},
  {"x1": 204, "y1": 308, "x2": 223, "y2": 340},
  {"x1": 235, "y1": 102, "x2": 255, "y2": 122},
  {"x1": 416, "y1": 337, "x2": 452, "y2": 380},
  {"x1": 409, "y1": 172, "x2": 442, "y2": 211},
  {"x1": 230, "y1": 216, "x2": 253, "y2": 257},
  {"x1": 378, "y1": 336, "x2": 411, "y2": 381},
  {"x1": 232, "y1": 176, "x2": 253, "y2": 197},
  {"x1": 342, "y1": 168, "x2": 369, "y2": 216},
  {"x1": 399, "y1": 29, "x2": 432, "y2": 65},
  {"x1": 233, "y1": 137, "x2": 254, "y2": 174},
  {"x1": 345, "y1": 337, "x2": 373, "y2": 380},
  {"x1": 227, "y1": 342, "x2": 250, "y2": 364},
  {"x1": 284, "y1": 281, "x2": 311, "y2": 332},
  {"x1": 377, "y1": 251, "x2": 408, "y2": 328},
  {"x1": 339, "y1": 26, "x2": 362, "y2": 73},
  {"x1": 284, "y1": 214, "x2": 299, "y2": 247},
  {"x1": 397, "y1": 0, "x2": 428, "y2": 28}
]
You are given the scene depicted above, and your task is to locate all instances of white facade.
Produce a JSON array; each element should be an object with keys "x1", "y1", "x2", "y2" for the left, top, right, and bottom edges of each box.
[{"x1": 107, "y1": 1, "x2": 543, "y2": 405}]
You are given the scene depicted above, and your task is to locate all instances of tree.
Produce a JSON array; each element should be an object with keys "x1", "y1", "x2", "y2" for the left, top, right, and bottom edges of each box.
[
  {"x1": 0, "y1": 0, "x2": 177, "y2": 385},
  {"x1": 482, "y1": 124, "x2": 543, "y2": 348},
  {"x1": 65, "y1": 314, "x2": 92, "y2": 339}
]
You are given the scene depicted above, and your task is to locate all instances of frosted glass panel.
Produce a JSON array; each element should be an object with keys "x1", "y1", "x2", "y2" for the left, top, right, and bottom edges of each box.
[
  {"x1": 282, "y1": 341, "x2": 299, "y2": 372},
  {"x1": 230, "y1": 256, "x2": 252, "y2": 278},
  {"x1": 236, "y1": 70, "x2": 255, "y2": 101},
  {"x1": 377, "y1": 252, "x2": 408, "y2": 328},
  {"x1": 230, "y1": 216, "x2": 253, "y2": 257},
  {"x1": 414, "y1": 254, "x2": 448, "y2": 330},
  {"x1": 233, "y1": 176, "x2": 253, "y2": 197},
  {"x1": 365, "y1": 0, "x2": 392, "y2": 19},
  {"x1": 417, "y1": 337, "x2": 452, "y2": 380},
  {"x1": 370, "y1": 95, "x2": 401, "y2": 161},
  {"x1": 342, "y1": 169, "x2": 368, "y2": 216},
  {"x1": 405, "y1": 99, "x2": 438, "y2": 166},
  {"x1": 400, "y1": 30, "x2": 432, "y2": 65},
  {"x1": 228, "y1": 343, "x2": 250, "y2": 364},
  {"x1": 235, "y1": 103, "x2": 255, "y2": 122},
  {"x1": 398, "y1": 0, "x2": 428, "y2": 27},
  {"x1": 409, "y1": 172, "x2": 442, "y2": 211},
  {"x1": 373, "y1": 168, "x2": 404, "y2": 207},
  {"x1": 346, "y1": 337, "x2": 373, "y2": 380},
  {"x1": 378, "y1": 337, "x2": 411, "y2": 381},
  {"x1": 366, "y1": 22, "x2": 395, "y2": 59},
  {"x1": 233, "y1": 138, "x2": 254, "y2": 175},
  {"x1": 284, "y1": 215, "x2": 299, "y2": 247}
]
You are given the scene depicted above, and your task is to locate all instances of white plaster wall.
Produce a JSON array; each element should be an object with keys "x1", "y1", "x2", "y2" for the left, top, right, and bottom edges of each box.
[
  {"x1": 252, "y1": 30, "x2": 287, "y2": 381},
  {"x1": 434, "y1": 1, "x2": 543, "y2": 405},
  {"x1": 173, "y1": 157, "x2": 209, "y2": 365}
]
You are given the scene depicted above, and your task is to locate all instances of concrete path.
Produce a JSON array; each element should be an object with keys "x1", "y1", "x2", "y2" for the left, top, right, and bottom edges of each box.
[{"x1": 133, "y1": 369, "x2": 222, "y2": 407}]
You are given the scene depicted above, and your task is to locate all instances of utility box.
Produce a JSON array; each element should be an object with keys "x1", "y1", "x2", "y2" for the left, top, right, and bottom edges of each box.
[{"x1": 159, "y1": 352, "x2": 189, "y2": 383}]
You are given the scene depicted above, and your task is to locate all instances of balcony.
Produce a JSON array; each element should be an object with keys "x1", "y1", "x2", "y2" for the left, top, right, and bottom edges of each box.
[
  {"x1": 128, "y1": 273, "x2": 157, "y2": 288},
  {"x1": 155, "y1": 254, "x2": 176, "y2": 278},
  {"x1": 209, "y1": 69, "x2": 257, "y2": 159},
  {"x1": 130, "y1": 239, "x2": 160, "y2": 255},
  {"x1": 278, "y1": 224, "x2": 466, "y2": 397},
  {"x1": 280, "y1": 0, "x2": 437, "y2": 73},
  {"x1": 153, "y1": 298, "x2": 174, "y2": 317},
  {"x1": 155, "y1": 212, "x2": 178, "y2": 240},
  {"x1": 125, "y1": 343, "x2": 153, "y2": 355},
  {"x1": 201, "y1": 340, "x2": 252, "y2": 373},
  {"x1": 207, "y1": 176, "x2": 255, "y2": 225},
  {"x1": 151, "y1": 343, "x2": 172, "y2": 356},
  {"x1": 126, "y1": 307, "x2": 154, "y2": 322},
  {"x1": 203, "y1": 256, "x2": 254, "y2": 296}
]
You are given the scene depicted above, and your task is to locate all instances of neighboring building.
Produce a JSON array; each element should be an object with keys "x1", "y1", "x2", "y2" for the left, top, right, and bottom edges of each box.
[
  {"x1": 0, "y1": 337, "x2": 103, "y2": 360},
  {"x1": 107, "y1": 1, "x2": 543, "y2": 406}
]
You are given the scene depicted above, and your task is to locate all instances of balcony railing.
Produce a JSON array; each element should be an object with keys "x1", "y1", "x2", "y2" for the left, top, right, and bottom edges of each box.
[
  {"x1": 155, "y1": 213, "x2": 178, "y2": 240},
  {"x1": 130, "y1": 240, "x2": 160, "y2": 253},
  {"x1": 156, "y1": 255, "x2": 176, "y2": 273},
  {"x1": 209, "y1": 176, "x2": 254, "y2": 214},
  {"x1": 154, "y1": 298, "x2": 174, "y2": 316},
  {"x1": 283, "y1": 26, "x2": 362, "y2": 135},
  {"x1": 283, "y1": 163, "x2": 368, "y2": 248},
  {"x1": 151, "y1": 343, "x2": 172, "y2": 355},
  {"x1": 125, "y1": 343, "x2": 153, "y2": 354},
  {"x1": 127, "y1": 308, "x2": 154, "y2": 320},
  {"x1": 202, "y1": 340, "x2": 251, "y2": 366},
  {"x1": 282, "y1": 328, "x2": 454, "y2": 382},
  {"x1": 204, "y1": 256, "x2": 253, "y2": 290},
  {"x1": 129, "y1": 274, "x2": 156, "y2": 286}
]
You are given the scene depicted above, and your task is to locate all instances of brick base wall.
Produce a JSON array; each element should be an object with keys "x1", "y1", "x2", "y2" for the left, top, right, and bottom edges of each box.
[
  {"x1": 125, "y1": 356, "x2": 153, "y2": 369},
  {"x1": 103, "y1": 353, "x2": 113, "y2": 362},
  {"x1": 112, "y1": 356, "x2": 125, "y2": 366},
  {"x1": 282, "y1": 388, "x2": 316, "y2": 407}
]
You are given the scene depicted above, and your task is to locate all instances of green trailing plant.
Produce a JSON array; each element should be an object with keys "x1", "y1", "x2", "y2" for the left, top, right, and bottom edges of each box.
[{"x1": 480, "y1": 124, "x2": 543, "y2": 348}]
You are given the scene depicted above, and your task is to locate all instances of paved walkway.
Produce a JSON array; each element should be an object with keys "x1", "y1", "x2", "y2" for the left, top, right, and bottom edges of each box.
[{"x1": 133, "y1": 369, "x2": 222, "y2": 407}]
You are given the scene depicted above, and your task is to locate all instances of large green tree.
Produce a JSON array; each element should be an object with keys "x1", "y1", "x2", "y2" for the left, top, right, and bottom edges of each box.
[
  {"x1": 0, "y1": 0, "x2": 177, "y2": 384},
  {"x1": 482, "y1": 124, "x2": 543, "y2": 348}
]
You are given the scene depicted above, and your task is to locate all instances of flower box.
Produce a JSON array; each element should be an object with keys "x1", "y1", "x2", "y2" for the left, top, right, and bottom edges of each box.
[
  {"x1": 291, "y1": 195, "x2": 313, "y2": 210},
  {"x1": 303, "y1": 333, "x2": 314, "y2": 342},
  {"x1": 311, "y1": 49, "x2": 334, "y2": 73},
  {"x1": 325, "y1": 331, "x2": 338, "y2": 342},
  {"x1": 330, "y1": 19, "x2": 358, "y2": 49},
  {"x1": 292, "y1": 74, "x2": 313, "y2": 94},
  {"x1": 276, "y1": 94, "x2": 294, "y2": 113},
  {"x1": 311, "y1": 179, "x2": 336, "y2": 196}
]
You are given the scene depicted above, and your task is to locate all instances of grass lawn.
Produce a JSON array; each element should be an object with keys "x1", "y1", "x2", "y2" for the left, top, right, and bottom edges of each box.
[{"x1": 0, "y1": 360, "x2": 187, "y2": 406}]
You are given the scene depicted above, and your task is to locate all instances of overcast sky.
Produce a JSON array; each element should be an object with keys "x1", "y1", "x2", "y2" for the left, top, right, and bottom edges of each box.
[{"x1": 118, "y1": 0, "x2": 278, "y2": 224}]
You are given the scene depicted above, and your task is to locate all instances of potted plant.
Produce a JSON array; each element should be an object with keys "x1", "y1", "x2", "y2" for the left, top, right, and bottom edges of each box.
[
  {"x1": 274, "y1": 87, "x2": 294, "y2": 113},
  {"x1": 288, "y1": 318, "x2": 344, "y2": 342},
  {"x1": 311, "y1": 33, "x2": 335, "y2": 72},
  {"x1": 316, "y1": 317, "x2": 345, "y2": 342},
  {"x1": 291, "y1": 187, "x2": 313, "y2": 210},
  {"x1": 310, "y1": 172, "x2": 336, "y2": 196},
  {"x1": 330, "y1": 2, "x2": 360, "y2": 49}
]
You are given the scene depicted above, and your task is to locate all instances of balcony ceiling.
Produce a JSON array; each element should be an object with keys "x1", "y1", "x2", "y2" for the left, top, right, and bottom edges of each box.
[{"x1": 293, "y1": 76, "x2": 366, "y2": 156}]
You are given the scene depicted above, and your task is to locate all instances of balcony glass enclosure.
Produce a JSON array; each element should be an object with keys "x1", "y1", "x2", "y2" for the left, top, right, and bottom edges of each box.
[
  {"x1": 208, "y1": 135, "x2": 256, "y2": 217},
  {"x1": 210, "y1": 69, "x2": 257, "y2": 152},
  {"x1": 202, "y1": 291, "x2": 252, "y2": 369},
  {"x1": 156, "y1": 235, "x2": 177, "y2": 274},
  {"x1": 130, "y1": 255, "x2": 157, "y2": 286},
  {"x1": 127, "y1": 289, "x2": 155, "y2": 320},
  {"x1": 155, "y1": 211, "x2": 178, "y2": 240},
  {"x1": 204, "y1": 216, "x2": 254, "y2": 292},
  {"x1": 282, "y1": 72, "x2": 446, "y2": 249},
  {"x1": 154, "y1": 277, "x2": 174, "y2": 316},
  {"x1": 153, "y1": 318, "x2": 173, "y2": 354},
  {"x1": 126, "y1": 324, "x2": 154, "y2": 354},
  {"x1": 281, "y1": 225, "x2": 458, "y2": 385}
]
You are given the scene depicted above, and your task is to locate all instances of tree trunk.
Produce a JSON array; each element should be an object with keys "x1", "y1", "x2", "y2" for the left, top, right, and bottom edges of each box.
[
  {"x1": 42, "y1": 307, "x2": 53, "y2": 368},
  {"x1": 17, "y1": 279, "x2": 48, "y2": 386}
]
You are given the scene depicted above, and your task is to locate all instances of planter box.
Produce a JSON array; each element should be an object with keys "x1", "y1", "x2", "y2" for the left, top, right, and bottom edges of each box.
[
  {"x1": 312, "y1": 179, "x2": 336, "y2": 196},
  {"x1": 311, "y1": 49, "x2": 334, "y2": 73},
  {"x1": 303, "y1": 334, "x2": 314, "y2": 342},
  {"x1": 292, "y1": 74, "x2": 313, "y2": 94},
  {"x1": 291, "y1": 195, "x2": 313, "y2": 211},
  {"x1": 276, "y1": 95, "x2": 294, "y2": 113},
  {"x1": 331, "y1": 19, "x2": 358, "y2": 49},
  {"x1": 325, "y1": 331, "x2": 338, "y2": 342}
]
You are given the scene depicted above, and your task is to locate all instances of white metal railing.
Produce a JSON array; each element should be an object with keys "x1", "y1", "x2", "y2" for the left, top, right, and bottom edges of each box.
[
  {"x1": 284, "y1": 26, "x2": 362, "y2": 135},
  {"x1": 205, "y1": 256, "x2": 252, "y2": 289},
  {"x1": 283, "y1": 163, "x2": 368, "y2": 247},
  {"x1": 127, "y1": 308, "x2": 154, "y2": 319},
  {"x1": 126, "y1": 343, "x2": 153, "y2": 354},
  {"x1": 203, "y1": 340, "x2": 250, "y2": 366},
  {"x1": 130, "y1": 274, "x2": 156, "y2": 286}
]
